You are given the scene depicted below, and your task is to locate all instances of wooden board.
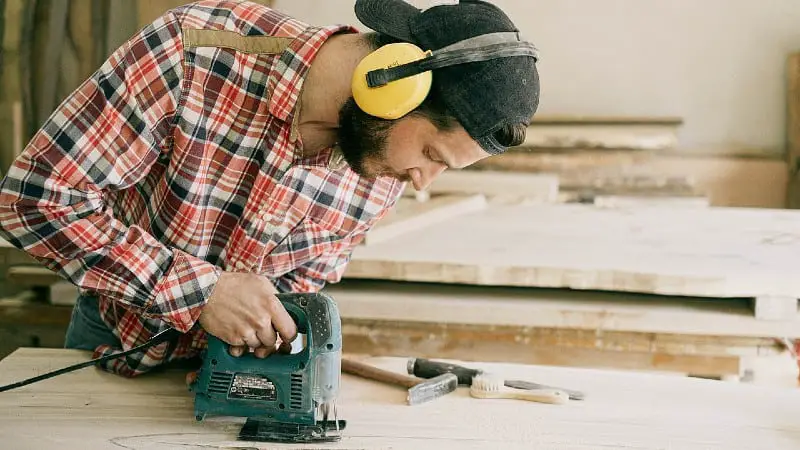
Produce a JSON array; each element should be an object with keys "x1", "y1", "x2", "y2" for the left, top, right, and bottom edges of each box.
[
  {"x1": 364, "y1": 194, "x2": 487, "y2": 245},
  {"x1": 328, "y1": 280, "x2": 789, "y2": 380},
  {"x1": 0, "y1": 282, "x2": 787, "y2": 379},
  {"x1": 787, "y1": 52, "x2": 800, "y2": 208},
  {"x1": 325, "y1": 280, "x2": 800, "y2": 339},
  {"x1": 404, "y1": 170, "x2": 560, "y2": 204},
  {"x1": 521, "y1": 115, "x2": 681, "y2": 151},
  {"x1": 3, "y1": 348, "x2": 800, "y2": 449},
  {"x1": 471, "y1": 150, "x2": 788, "y2": 209},
  {"x1": 342, "y1": 320, "x2": 748, "y2": 378},
  {"x1": 344, "y1": 203, "x2": 800, "y2": 317}
]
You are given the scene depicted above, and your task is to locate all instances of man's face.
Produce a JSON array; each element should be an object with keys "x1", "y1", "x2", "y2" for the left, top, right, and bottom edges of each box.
[{"x1": 337, "y1": 97, "x2": 489, "y2": 191}]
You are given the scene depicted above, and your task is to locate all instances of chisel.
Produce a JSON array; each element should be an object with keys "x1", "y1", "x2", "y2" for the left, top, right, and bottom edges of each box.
[{"x1": 407, "y1": 357, "x2": 585, "y2": 401}]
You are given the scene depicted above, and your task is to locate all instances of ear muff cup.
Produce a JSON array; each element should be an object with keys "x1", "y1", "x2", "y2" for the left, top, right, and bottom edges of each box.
[{"x1": 351, "y1": 43, "x2": 432, "y2": 120}]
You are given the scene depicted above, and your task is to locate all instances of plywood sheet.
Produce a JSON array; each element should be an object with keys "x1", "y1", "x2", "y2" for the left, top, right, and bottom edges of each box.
[
  {"x1": 2, "y1": 348, "x2": 800, "y2": 449},
  {"x1": 345, "y1": 203, "x2": 800, "y2": 301}
]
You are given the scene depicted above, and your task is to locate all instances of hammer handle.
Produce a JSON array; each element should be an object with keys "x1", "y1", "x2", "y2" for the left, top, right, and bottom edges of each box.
[
  {"x1": 341, "y1": 358, "x2": 419, "y2": 388},
  {"x1": 408, "y1": 358, "x2": 481, "y2": 385}
]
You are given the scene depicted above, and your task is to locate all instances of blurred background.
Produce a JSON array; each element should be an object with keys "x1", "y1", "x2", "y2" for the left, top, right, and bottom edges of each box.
[{"x1": 1, "y1": 0, "x2": 800, "y2": 386}]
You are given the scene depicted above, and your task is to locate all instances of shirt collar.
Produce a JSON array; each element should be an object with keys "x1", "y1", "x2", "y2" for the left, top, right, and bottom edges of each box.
[{"x1": 267, "y1": 24, "x2": 358, "y2": 143}]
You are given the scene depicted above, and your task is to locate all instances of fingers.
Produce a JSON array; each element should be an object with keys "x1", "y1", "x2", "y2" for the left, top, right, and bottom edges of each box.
[
  {"x1": 254, "y1": 324, "x2": 277, "y2": 358},
  {"x1": 185, "y1": 370, "x2": 199, "y2": 387},
  {"x1": 269, "y1": 296, "x2": 299, "y2": 346},
  {"x1": 229, "y1": 345, "x2": 247, "y2": 357},
  {"x1": 278, "y1": 338, "x2": 293, "y2": 354}
]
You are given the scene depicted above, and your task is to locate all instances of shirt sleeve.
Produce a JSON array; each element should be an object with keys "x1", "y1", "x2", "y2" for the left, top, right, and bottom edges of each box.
[
  {"x1": 0, "y1": 11, "x2": 220, "y2": 333},
  {"x1": 273, "y1": 188, "x2": 404, "y2": 294}
]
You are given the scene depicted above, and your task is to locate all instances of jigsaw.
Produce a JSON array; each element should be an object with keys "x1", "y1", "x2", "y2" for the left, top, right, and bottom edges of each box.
[{"x1": 190, "y1": 291, "x2": 346, "y2": 443}]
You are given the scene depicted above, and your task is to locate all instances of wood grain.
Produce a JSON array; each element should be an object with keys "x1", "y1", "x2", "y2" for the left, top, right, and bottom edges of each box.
[
  {"x1": 344, "y1": 203, "x2": 800, "y2": 312},
  {"x1": 364, "y1": 194, "x2": 487, "y2": 245},
  {"x1": 521, "y1": 122, "x2": 679, "y2": 151},
  {"x1": 325, "y1": 280, "x2": 800, "y2": 338},
  {"x1": 3, "y1": 348, "x2": 800, "y2": 449},
  {"x1": 471, "y1": 151, "x2": 787, "y2": 208},
  {"x1": 405, "y1": 170, "x2": 560, "y2": 204},
  {"x1": 787, "y1": 52, "x2": 800, "y2": 208}
]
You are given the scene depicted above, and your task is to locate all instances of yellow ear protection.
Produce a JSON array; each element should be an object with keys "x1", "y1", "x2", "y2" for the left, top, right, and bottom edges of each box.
[{"x1": 351, "y1": 31, "x2": 539, "y2": 120}]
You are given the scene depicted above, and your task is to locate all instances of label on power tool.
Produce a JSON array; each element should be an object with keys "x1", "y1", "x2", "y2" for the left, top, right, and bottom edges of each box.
[{"x1": 229, "y1": 373, "x2": 277, "y2": 401}]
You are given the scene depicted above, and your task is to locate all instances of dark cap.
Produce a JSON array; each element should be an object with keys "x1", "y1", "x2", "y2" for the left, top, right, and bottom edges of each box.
[{"x1": 354, "y1": 0, "x2": 540, "y2": 155}]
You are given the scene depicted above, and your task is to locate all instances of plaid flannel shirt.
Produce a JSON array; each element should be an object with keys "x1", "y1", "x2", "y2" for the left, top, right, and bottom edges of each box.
[{"x1": 0, "y1": 0, "x2": 404, "y2": 377}]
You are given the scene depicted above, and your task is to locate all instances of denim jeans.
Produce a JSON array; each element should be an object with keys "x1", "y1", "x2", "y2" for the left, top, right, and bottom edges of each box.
[{"x1": 63, "y1": 294, "x2": 120, "y2": 351}]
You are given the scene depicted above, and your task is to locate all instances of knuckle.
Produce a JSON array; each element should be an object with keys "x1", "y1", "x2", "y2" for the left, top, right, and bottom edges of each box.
[{"x1": 255, "y1": 318, "x2": 273, "y2": 332}]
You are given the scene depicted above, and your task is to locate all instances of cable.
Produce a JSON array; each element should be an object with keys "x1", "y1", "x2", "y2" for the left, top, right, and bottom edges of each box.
[{"x1": 0, "y1": 327, "x2": 182, "y2": 393}]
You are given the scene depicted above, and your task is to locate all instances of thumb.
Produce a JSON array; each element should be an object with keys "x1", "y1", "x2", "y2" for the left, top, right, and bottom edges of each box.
[{"x1": 185, "y1": 370, "x2": 199, "y2": 388}]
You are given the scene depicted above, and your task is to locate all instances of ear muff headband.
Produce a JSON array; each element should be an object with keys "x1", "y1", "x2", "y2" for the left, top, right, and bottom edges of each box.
[
  {"x1": 367, "y1": 32, "x2": 540, "y2": 88},
  {"x1": 351, "y1": 31, "x2": 539, "y2": 119}
]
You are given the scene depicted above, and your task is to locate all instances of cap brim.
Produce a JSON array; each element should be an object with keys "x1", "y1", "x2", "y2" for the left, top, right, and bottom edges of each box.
[{"x1": 354, "y1": 0, "x2": 420, "y2": 42}]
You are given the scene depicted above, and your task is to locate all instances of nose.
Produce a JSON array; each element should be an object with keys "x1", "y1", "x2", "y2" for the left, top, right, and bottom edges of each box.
[{"x1": 410, "y1": 162, "x2": 446, "y2": 191}]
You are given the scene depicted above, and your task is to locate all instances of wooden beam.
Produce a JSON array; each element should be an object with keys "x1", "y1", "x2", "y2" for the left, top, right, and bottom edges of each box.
[
  {"x1": 326, "y1": 280, "x2": 800, "y2": 338},
  {"x1": 520, "y1": 121, "x2": 680, "y2": 151},
  {"x1": 342, "y1": 319, "x2": 744, "y2": 377},
  {"x1": 786, "y1": 52, "x2": 800, "y2": 208},
  {"x1": 345, "y1": 203, "x2": 800, "y2": 320},
  {"x1": 471, "y1": 151, "x2": 786, "y2": 208},
  {"x1": 406, "y1": 170, "x2": 560, "y2": 204}
]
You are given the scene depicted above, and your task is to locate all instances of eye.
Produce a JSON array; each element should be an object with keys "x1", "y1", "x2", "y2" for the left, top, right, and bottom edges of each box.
[{"x1": 424, "y1": 147, "x2": 441, "y2": 163}]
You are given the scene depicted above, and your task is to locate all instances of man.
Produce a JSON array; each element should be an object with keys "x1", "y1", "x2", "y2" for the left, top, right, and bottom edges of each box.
[{"x1": 0, "y1": 0, "x2": 539, "y2": 377}]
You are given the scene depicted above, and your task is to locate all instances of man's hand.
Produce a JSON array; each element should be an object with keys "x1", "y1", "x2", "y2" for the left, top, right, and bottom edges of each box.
[{"x1": 198, "y1": 272, "x2": 297, "y2": 358}]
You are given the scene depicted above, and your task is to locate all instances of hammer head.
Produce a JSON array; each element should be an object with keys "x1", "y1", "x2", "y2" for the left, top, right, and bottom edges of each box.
[{"x1": 406, "y1": 373, "x2": 459, "y2": 405}]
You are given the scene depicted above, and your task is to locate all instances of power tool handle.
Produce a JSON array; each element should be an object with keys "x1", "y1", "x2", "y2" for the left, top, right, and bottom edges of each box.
[
  {"x1": 408, "y1": 358, "x2": 481, "y2": 386},
  {"x1": 341, "y1": 358, "x2": 419, "y2": 389}
]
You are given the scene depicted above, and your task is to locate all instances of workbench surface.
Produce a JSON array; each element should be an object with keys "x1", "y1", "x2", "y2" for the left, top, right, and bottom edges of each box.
[{"x1": 2, "y1": 348, "x2": 800, "y2": 449}]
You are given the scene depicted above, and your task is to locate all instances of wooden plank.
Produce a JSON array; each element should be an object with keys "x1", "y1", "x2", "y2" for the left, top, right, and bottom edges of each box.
[
  {"x1": 787, "y1": 52, "x2": 800, "y2": 208},
  {"x1": 405, "y1": 170, "x2": 560, "y2": 204},
  {"x1": 36, "y1": 0, "x2": 69, "y2": 127},
  {"x1": 588, "y1": 194, "x2": 710, "y2": 209},
  {"x1": 364, "y1": 194, "x2": 487, "y2": 245},
  {"x1": 520, "y1": 122, "x2": 679, "y2": 151},
  {"x1": 341, "y1": 314, "x2": 780, "y2": 360},
  {"x1": 530, "y1": 115, "x2": 684, "y2": 126},
  {"x1": 3, "y1": 349, "x2": 800, "y2": 449},
  {"x1": 472, "y1": 151, "x2": 787, "y2": 208},
  {"x1": 342, "y1": 320, "x2": 745, "y2": 377},
  {"x1": 344, "y1": 203, "x2": 800, "y2": 317},
  {"x1": 325, "y1": 280, "x2": 800, "y2": 339}
]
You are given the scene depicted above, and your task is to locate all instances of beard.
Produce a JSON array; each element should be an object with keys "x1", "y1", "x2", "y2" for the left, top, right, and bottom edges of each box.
[{"x1": 336, "y1": 96, "x2": 393, "y2": 177}]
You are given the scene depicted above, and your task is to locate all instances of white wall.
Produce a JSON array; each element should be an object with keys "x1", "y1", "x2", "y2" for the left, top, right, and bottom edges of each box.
[{"x1": 273, "y1": 0, "x2": 800, "y2": 155}]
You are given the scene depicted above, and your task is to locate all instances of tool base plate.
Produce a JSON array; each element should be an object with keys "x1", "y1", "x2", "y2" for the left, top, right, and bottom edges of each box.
[{"x1": 238, "y1": 418, "x2": 347, "y2": 443}]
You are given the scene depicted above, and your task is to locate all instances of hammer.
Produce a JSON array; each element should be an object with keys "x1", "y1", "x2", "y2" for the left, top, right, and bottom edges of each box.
[{"x1": 341, "y1": 358, "x2": 458, "y2": 405}]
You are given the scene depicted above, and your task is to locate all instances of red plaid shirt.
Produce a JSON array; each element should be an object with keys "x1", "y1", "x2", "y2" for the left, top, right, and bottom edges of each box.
[{"x1": 0, "y1": 0, "x2": 403, "y2": 376}]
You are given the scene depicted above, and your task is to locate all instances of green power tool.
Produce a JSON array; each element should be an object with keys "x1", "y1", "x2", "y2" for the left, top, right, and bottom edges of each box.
[{"x1": 190, "y1": 291, "x2": 346, "y2": 443}]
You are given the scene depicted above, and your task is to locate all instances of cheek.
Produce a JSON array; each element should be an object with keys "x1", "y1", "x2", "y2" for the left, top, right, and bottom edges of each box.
[{"x1": 383, "y1": 124, "x2": 421, "y2": 169}]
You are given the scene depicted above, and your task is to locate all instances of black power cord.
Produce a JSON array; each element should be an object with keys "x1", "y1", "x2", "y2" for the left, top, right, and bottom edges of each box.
[{"x1": 0, "y1": 327, "x2": 182, "y2": 393}]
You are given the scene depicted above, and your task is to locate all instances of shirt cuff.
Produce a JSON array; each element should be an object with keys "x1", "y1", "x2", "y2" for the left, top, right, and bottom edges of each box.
[{"x1": 143, "y1": 248, "x2": 221, "y2": 332}]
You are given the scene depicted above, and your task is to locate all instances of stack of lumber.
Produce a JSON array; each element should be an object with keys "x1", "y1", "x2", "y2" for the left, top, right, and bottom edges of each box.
[
  {"x1": 462, "y1": 116, "x2": 786, "y2": 209},
  {"x1": 338, "y1": 168, "x2": 800, "y2": 383}
]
